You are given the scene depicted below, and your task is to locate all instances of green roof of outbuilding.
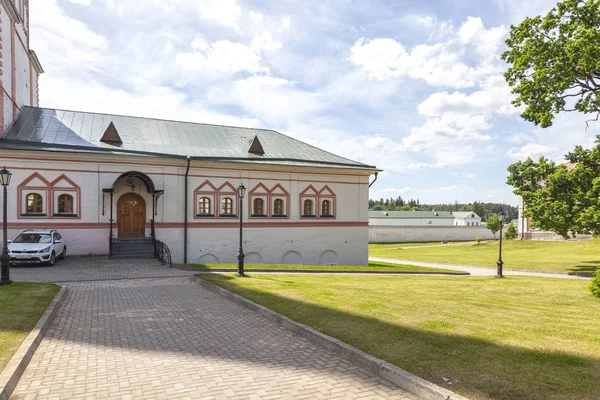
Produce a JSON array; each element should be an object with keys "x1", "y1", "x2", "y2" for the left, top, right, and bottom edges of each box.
[
  {"x1": 369, "y1": 211, "x2": 455, "y2": 219},
  {"x1": 0, "y1": 106, "x2": 378, "y2": 170},
  {"x1": 452, "y1": 212, "x2": 480, "y2": 219}
]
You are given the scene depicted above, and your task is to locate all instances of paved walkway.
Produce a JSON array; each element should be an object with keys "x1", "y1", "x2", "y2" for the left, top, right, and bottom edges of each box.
[
  {"x1": 370, "y1": 257, "x2": 592, "y2": 279},
  {"x1": 10, "y1": 258, "x2": 418, "y2": 399}
]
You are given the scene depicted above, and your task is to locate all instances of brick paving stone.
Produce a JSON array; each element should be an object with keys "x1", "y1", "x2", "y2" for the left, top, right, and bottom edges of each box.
[{"x1": 10, "y1": 258, "x2": 421, "y2": 399}]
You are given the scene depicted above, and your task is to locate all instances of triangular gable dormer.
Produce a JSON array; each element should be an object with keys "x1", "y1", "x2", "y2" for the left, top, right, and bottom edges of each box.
[
  {"x1": 248, "y1": 135, "x2": 264, "y2": 155},
  {"x1": 249, "y1": 183, "x2": 270, "y2": 195},
  {"x1": 318, "y1": 185, "x2": 335, "y2": 197},
  {"x1": 100, "y1": 122, "x2": 123, "y2": 146},
  {"x1": 299, "y1": 185, "x2": 318, "y2": 196},
  {"x1": 270, "y1": 183, "x2": 289, "y2": 195},
  {"x1": 19, "y1": 172, "x2": 50, "y2": 188},
  {"x1": 50, "y1": 174, "x2": 80, "y2": 190}
]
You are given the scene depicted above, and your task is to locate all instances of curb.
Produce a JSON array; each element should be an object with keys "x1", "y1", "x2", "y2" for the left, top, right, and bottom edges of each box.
[
  {"x1": 0, "y1": 286, "x2": 68, "y2": 400},
  {"x1": 175, "y1": 266, "x2": 470, "y2": 276},
  {"x1": 189, "y1": 276, "x2": 469, "y2": 400}
]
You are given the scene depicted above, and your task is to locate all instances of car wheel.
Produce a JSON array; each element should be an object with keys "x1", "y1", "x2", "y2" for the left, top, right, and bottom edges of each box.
[
  {"x1": 60, "y1": 247, "x2": 67, "y2": 260},
  {"x1": 47, "y1": 251, "x2": 56, "y2": 266}
]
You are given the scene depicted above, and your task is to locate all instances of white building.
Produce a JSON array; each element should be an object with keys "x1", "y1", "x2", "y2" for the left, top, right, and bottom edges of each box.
[
  {"x1": 452, "y1": 212, "x2": 482, "y2": 226},
  {"x1": 0, "y1": 3, "x2": 378, "y2": 266}
]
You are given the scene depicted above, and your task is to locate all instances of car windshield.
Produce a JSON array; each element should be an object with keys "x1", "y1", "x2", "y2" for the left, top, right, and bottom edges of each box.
[{"x1": 13, "y1": 233, "x2": 52, "y2": 244}]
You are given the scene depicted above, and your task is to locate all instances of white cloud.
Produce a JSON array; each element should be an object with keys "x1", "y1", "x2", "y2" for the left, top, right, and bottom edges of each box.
[
  {"x1": 282, "y1": 15, "x2": 291, "y2": 30},
  {"x1": 249, "y1": 11, "x2": 263, "y2": 24},
  {"x1": 251, "y1": 31, "x2": 283, "y2": 52},
  {"x1": 507, "y1": 143, "x2": 555, "y2": 160},
  {"x1": 418, "y1": 76, "x2": 517, "y2": 117},
  {"x1": 176, "y1": 39, "x2": 266, "y2": 73},
  {"x1": 458, "y1": 17, "x2": 508, "y2": 59},
  {"x1": 349, "y1": 38, "x2": 479, "y2": 88},
  {"x1": 68, "y1": 0, "x2": 91, "y2": 5},
  {"x1": 383, "y1": 187, "x2": 413, "y2": 194},
  {"x1": 401, "y1": 14, "x2": 436, "y2": 28},
  {"x1": 196, "y1": 0, "x2": 242, "y2": 30},
  {"x1": 440, "y1": 185, "x2": 460, "y2": 191},
  {"x1": 407, "y1": 163, "x2": 434, "y2": 170}
]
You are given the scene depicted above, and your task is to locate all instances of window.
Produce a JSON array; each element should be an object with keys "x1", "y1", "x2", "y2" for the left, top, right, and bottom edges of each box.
[
  {"x1": 273, "y1": 199, "x2": 284, "y2": 216},
  {"x1": 198, "y1": 197, "x2": 211, "y2": 215},
  {"x1": 253, "y1": 198, "x2": 264, "y2": 215},
  {"x1": 57, "y1": 194, "x2": 73, "y2": 214},
  {"x1": 321, "y1": 200, "x2": 331, "y2": 216},
  {"x1": 303, "y1": 199, "x2": 313, "y2": 216},
  {"x1": 26, "y1": 193, "x2": 43, "y2": 213},
  {"x1": 221, "y1": 197, "x2": 233, "y2": 215}
]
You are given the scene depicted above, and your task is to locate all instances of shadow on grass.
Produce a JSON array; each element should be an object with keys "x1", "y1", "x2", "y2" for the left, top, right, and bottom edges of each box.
[
  {"x1": 200, "y1": 274, "x2": 599, "y2": 400},
  {"x1": 568, "y1": 261, "x2": 600, "y2": 275}
]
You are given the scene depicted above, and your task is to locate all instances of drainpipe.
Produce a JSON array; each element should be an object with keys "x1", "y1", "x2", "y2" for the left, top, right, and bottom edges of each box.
[
  {"x1": 184, "y1": 156, "x2": 191, "y2": 263},
  {"x1": 368, "y1": 172, "x2": 378, "y2": 188}
]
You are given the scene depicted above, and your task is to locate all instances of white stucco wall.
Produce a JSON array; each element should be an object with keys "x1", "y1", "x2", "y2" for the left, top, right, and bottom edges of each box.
[
  {"x1": 369, "y1": 226, "x2": 496, "y2": 243},
  {"x1": 369, "y1": 218, "x2": 454, "y2": 226},
  {"x1": 0, "y1": 150, "x2": 372, "y2": 265}
]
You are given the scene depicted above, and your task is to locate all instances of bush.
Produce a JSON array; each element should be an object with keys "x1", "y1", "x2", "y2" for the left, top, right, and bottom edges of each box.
[
  {"x1": 475, "y1": 237, "x2": 481, "y2": 245},
  {"x1": 504, "y1": 222, "x2": 518, "y2": 239},
  {"x1": 591, "y1": 268, "x2": 600, "y2": 298}
]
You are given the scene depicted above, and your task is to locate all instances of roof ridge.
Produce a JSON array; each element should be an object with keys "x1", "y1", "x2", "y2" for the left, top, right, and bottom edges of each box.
[{"x1": 21, "y1": 105, "x2": 280, "y2": 134}]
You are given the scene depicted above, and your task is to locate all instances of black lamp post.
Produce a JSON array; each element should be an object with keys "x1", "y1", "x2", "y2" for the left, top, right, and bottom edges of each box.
[
  {"x1": 237, "y1": 183, "x2": 246, "y2": 277},
  {"x1": 0, "y1": 167, "x2": 12, "y2": 286},
  {"x1": 497, "y1": 211, "x2": 505, "y2": 278}
]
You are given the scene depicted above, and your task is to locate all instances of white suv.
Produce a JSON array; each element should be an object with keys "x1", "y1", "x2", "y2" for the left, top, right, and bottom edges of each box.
[{"x1": 8, "y1": 230, "x2": 67, "y2": 266}]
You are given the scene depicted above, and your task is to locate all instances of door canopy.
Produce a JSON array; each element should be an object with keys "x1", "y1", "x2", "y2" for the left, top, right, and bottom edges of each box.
[{"x1": 111, "y1": 171, "x2": 156, "y2": 193}]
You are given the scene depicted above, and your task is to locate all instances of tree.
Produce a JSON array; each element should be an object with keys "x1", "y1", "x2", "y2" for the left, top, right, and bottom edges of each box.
[
  {"x1": 486, "y1": 214, "x2": 502, "y2": 239},
  {"x1": 504, "y1": 222, "x2": 518, "y2": 239},
  {"x1": 502, "y1": 0, "x2": 600, "y2": 128},
  {"x1": 507, "y1": 135, "x2": 600, "y2": 238}
]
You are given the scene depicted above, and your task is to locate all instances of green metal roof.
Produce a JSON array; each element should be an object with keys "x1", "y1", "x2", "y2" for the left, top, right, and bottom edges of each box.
[
  {"x1": 1, "y1": 106, "x2": 378, "y2": 170},
  {"x1": 452, "y1": 212, "x2": 480, "y2": 219},
  {"x1": 369, "y1": 211, "x2": 455, "y2": 219}
]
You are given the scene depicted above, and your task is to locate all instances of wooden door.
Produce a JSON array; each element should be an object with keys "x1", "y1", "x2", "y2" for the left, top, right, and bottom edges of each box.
[{"x1": 117, "y1": 193, "x2": 146, "y2": 238}]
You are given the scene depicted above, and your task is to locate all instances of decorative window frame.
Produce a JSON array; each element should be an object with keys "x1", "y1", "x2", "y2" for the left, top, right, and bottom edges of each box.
[
  {"x1": 18, "y1": 172, "x2": 50, "y2": 218},
  {"x1": 270, "y1": 184, "x2": 290, "y2": 218},
  {"x1": 299, "y1": 185, "x2": 318, "y2": 218},
  {"x1": 217, "y1": 182, "x2": 238, "y2": 218},
  {"x1": 193, "y1": 180, "x2": 217, "y2": 218},
  {"x1": 318, "y1": 185, "x2": 336, "y2": 218},
  {"x1": 50, "y1": 174, "x2": 81, "y2": 218},
  {"x1": 249, "y1": 183, "x2": 270, "y2": 218}
]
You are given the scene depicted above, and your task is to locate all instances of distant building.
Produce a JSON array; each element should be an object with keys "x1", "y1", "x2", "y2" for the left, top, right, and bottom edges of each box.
[
  {"x1": 452, "y1": 212, "x2": 481, "y2": 226},
  {"x1": 369, "y1": 211, "x2": 455, "y2": 226}
]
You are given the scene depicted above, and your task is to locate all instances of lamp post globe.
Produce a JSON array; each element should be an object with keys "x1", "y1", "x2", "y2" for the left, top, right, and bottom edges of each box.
[
  {"x1": 237, "y1": 184, "x2": 246, "y2": 277},
  {"x1": 497, "y1": 212, "x2": 505, "y2": 278},
  {"x1": 0, "y1": 166, "x2": 12, "y2": 286}
]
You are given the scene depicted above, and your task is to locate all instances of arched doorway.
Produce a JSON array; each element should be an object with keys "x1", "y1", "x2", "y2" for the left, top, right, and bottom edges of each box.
[{"x1": 117, "y1": 193, "x2": 146, "y2": 238}]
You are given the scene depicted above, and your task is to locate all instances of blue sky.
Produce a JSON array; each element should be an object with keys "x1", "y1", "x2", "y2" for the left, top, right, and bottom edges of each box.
[{"x1": 30, "y1": 0, "x2": 599, "y2": 205}]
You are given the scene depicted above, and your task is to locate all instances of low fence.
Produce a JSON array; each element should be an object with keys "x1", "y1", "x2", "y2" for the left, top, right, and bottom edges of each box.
[
  {"x1": 369, "y1": 226, "x2": 496, "y2": 243},
  {"x1": 523, "y1": 231, "x2": 594, "y2": 241}
]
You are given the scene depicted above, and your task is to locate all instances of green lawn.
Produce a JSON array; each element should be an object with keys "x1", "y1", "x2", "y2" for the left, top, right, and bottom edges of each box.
[
  {"x1": 197, "y1": 273, "x2": 600, "y2": 400},
  {"x1": 370, "y1": 239, "x2": 600, "y2": 273},
  {"x1": 183, "y1": 261, "x2": 458, "y2": 273},
  {"x1": 0, "y1": 282, "x2": 60, "y2": 372}
]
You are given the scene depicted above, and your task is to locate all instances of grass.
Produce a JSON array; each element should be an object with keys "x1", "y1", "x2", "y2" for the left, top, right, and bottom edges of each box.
[
  {"x1": 182, "y1": 261, "x2": 458, "y2": 273},
  {"x1": 0, "y1": 282, "x2": 60, "y2": 372},
  {"x1": 370, "y1": 239, "x2": 600, "y2": 273},
  {"x1": 197, "y1": 273, "x2": 600, "y2": 400}
]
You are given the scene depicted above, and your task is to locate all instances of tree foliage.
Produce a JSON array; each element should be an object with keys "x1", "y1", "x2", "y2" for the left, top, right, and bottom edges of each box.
[
  {"x1": 507, "y1": 135, "x2": 600, "y2": 238},
  {"x1": 486, "y1": 214, "x2": 502, "y2": 239},
  {"x1": 504, "y1": 222, "x2": 519, "y2": 239},
  {"x1": 502, "y1": 0, "x2": 600, "y2": 128}
]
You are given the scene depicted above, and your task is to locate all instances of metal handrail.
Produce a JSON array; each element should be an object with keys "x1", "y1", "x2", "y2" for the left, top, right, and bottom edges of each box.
[{"x1": 155, "y1": 239, "x2": 172, "y2": 268}]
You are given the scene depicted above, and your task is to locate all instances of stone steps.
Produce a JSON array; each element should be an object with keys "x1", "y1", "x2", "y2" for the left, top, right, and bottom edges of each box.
[{"x1": 111, "y1": 238, "x2": 155, "y2": 259}]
